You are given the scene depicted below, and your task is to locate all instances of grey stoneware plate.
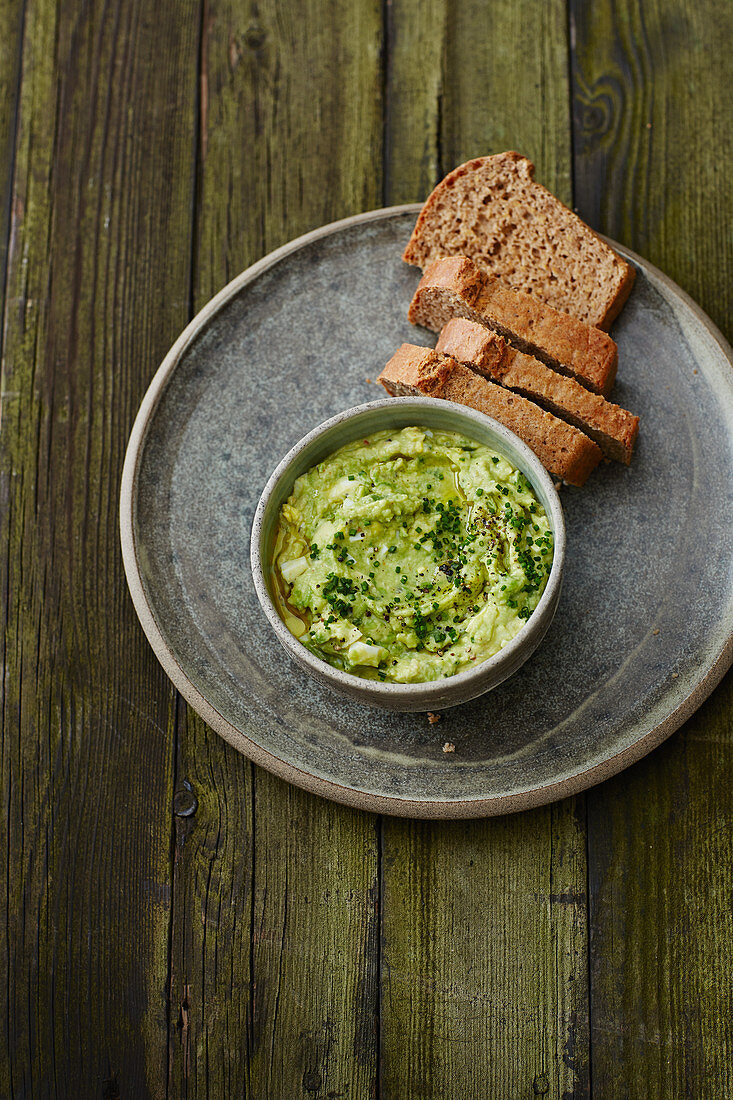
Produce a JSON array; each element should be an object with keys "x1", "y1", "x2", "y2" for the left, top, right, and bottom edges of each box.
[{"x1": 120, "y1": 205, "x2": 733, "y2": 818}]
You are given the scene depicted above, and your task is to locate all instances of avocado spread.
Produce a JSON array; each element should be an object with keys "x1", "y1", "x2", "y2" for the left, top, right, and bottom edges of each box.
[{"x1": 271, "y1": 426, "x2": 553, "y2": 683}]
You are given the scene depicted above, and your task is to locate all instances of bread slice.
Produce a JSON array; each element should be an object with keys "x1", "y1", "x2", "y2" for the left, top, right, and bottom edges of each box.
[
  {"x1": 377, "y1": 344, "x2": 602, "y2": 487},
  {"x1": 436, "y1": 318, "x2": 639, "y2": 464},
  {"x1": 409, "y1": 256, "x2": 618, "y2": 396},
  {"x1": 403, "y1": 151, "x2": 635, "y2": 330},
  {"x1": 409, "y1": 255, "x2": 620, "y2": 397}
]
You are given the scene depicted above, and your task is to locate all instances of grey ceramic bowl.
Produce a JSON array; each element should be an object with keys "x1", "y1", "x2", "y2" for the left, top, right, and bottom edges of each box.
[{"x1": 250, "y1": 397, "x2": 565, "y2": 712}]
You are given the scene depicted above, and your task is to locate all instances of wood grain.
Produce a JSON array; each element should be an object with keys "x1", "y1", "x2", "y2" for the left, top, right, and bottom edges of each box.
[
  {"x1": 165, "y1": 1, "x2": 383, "y2": 1094},
  {"x1": 571, "y1": 0, "x2": 733, "y2": 337},
  {"x1": 245, "y1": 773, "x2": 379, "y2": 1099},
  {"x1": 383, "y1": 0, "x2": 447, "y2": 204},
  {"x1": 1, "y1": 0, "x2": 731, "y2": 1094},
  {"x1": 380, "y1": 3, "x2": 589, "y2": 1096},
  {"x1": 381, "y1": 801, "x2": 589, "y2": 1098},
  {"x1": 586, "y1": 688, "x2": 733, "y2": 1097},
  {"x1": 571, "y1": 0, "x2": 733, "y2": 1093},
  {"x1": 385, "y1": 0, "x2": 573, "y2": 206},
  {"x1": 441, "y1": 0, "x2": 573, "y2": 205},
  {"x1": 0, "y1": 0, "x2": 24, "y2": 336},
  {"x1": 193, "y1": 0, "x2": 384, "y2": 303},
  {"x1": 0, "y1": 0, "x2": 200, "y2": 1094}
]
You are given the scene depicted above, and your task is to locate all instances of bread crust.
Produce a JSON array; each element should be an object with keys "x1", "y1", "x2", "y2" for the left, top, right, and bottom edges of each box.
[
  {"x1": 410, "y1": 256, "x2": 618, "y2": 396},
  {"x1": 377, "y1": 343, "x2": 602, "y2": 487},
  {"x1": 403, "y1": 152, "x2": 636, "y2": 330},
  {"x1": 436, "y1": 318, "x2": 639, "y2": 464}
]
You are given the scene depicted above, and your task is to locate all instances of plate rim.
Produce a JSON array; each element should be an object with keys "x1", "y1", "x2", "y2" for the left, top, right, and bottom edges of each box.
[{"x1": 119, "y1": 204, "x2": 733, "y2": 818}]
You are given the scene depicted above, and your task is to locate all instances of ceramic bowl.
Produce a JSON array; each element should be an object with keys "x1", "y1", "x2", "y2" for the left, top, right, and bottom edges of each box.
[{"x1": 250, "y1": 397, "x2": 565, "y2": 712}]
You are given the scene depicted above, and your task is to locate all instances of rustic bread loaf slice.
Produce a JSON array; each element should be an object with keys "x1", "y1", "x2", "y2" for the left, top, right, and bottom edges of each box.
[
  {"x1": 377, "y1": 344, "x2": 602, "y2": 487},
  {"x1": 403, "y1": 151, "x2": 635, "y2": 330},
  {"x1": 409, "y1": 256, "x2": 618, "y2": 396},
  {"x1": 436, "y1": 318, "x2": 639, "y2": 464}
]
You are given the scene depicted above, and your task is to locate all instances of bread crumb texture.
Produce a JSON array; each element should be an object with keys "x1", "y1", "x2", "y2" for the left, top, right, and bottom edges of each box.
[{"x1": 403, "y1": 152, "x2": 635, "y2": 329}]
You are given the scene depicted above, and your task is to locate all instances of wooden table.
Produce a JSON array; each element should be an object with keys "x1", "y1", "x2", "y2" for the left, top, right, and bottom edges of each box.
[{"x1": 2, "y1": 1, "x2": 731, "y2": 1095}]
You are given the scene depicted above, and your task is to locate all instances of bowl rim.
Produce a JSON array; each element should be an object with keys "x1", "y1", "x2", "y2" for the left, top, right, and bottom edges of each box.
[{"x1": 250, "y1": 396, "x2": 566, "y2": 703}]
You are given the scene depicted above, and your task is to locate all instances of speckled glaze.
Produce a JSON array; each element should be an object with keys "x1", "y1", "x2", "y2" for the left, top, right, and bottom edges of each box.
[
  {"x1": 250, "y1": 397, "x2": 565, "y2": 711},
  {"x1": 120, "y1": 206, "x2": 733, "y2": 817}
]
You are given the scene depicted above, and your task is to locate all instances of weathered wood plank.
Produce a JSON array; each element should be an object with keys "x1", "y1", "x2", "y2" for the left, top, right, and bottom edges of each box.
[
  {"x1": 193, "y1": 0, "x2": 385, "y2": 303},
  {"x1": 0, "y1": 0, "x2": 200, "y2": 1094},
  {"x1": 571, "y1": 1, "x2": 733, "y2": 1093},
  {"x1": 385, "y1": 0, "x2": 573, "y2": 207},
  {"x1": 246, "y1": 773, "x2": 380, "y2": 1098},
  {"x1": 586, "y1": 688, "x2": 733, "y2": 1096},
  {"x1": 380, "y1": 3, "x2": 589, "y2": 1096},
  {"x1": 383, "y1": 0, "x2": 447, "y2": 204},
  {"x1": 167, "y1": 704, "x2": 253, "y2": 1095},
  {"x1": 441, "y1": 0, "x2": 573, "y2": 205},
  {"x1": 571, "y1": 0, "x2": 733, "y2": 336},
  {"x1": 381, "y1": 801, "x2": 589, "y2": 1098},
  {"x1": 0, "y1": 0, "x2": 25, "y2": 333},
  {"x1": 166, "y1": 2, "x2": 384, "y2": 1095}
]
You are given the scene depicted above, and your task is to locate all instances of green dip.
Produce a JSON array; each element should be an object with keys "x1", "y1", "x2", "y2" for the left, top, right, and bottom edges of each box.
[{"x1": 271, "y1": 426, "x2": 553, "y2": 683}]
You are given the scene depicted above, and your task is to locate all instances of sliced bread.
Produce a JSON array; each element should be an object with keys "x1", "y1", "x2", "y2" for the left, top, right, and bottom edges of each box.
[
  {"x1": 409, "y1": 256, "x2": 618, "y2": 396},
  {"x1": 403, "y1": 151, "x2": 635, "y2": 330},
  {"x1": 436, "y1": 318, "x2": 639, "y2": 464},
  {"x1": 377, "y1": 344, "x2": 602, "y2": 487}
]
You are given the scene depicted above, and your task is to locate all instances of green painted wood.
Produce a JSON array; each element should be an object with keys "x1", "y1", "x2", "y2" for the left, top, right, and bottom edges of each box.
[
  {"x1": 385, "y1": 0, "x2": 573, "y2": 206},
  {"x1": 245, "y1": 773, "x2": 379, "y2": 1098},
  {"x1": 381, "y1": 801, "x2": 589, "y2": 1098},
  {"x1": 0, "y1": 0, "x2": 25, "y2": 334},
  {"x1": 166, "y1": 1, "x2": 383, "y2": 1094},
  {"x1": 571, "y1": 1, "x2": 733, "y2": 1093},
  {"x1": 571, "y1": 0, "x2": 733, "y2": 340},
  {"x1": 383, "y1": 0, "x2": 447, "y2": 204},
  {"x1": 585, "y1": 688, "x2": 733, "y2": 1097},
  {"x1": 2, "y1": 0, "x2": 731, "y2": 1093},
  {"x1": 193, "y1": 0, "x2": 385, "y2": 304},
  {"x1": 380, "y1": 3, "x2": 589, "y2": 1097},
  {"x1": 167, "y1": 705, "x2": 254, "y2": 1094},
  {"x1": 441, "y1": 0, "x2": 573, "y2": 205},
  {"x1": 0, "y1": 0, "x2": 200, "y2": 1095}
]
